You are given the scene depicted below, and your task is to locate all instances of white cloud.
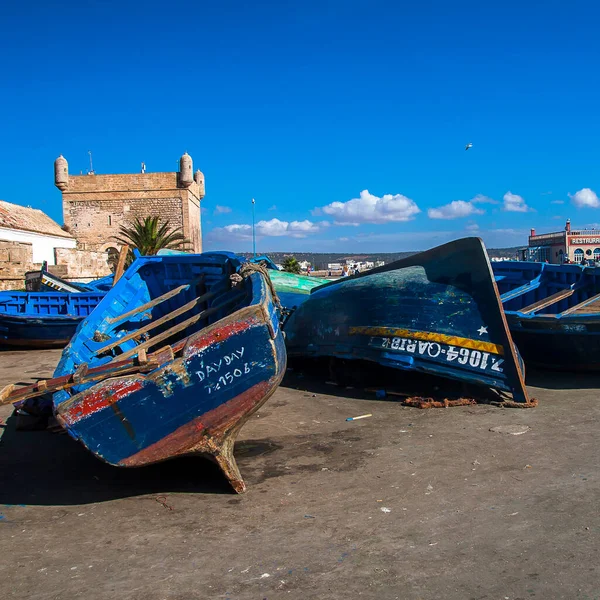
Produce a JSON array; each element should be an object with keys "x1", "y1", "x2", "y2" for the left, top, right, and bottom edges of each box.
[
  {"x1": 318, "y1": 189, "x2": 420, "y2": 225},
  {"x1": 465, "y1": 223, "x2": 480, "y2": 232},
  {"x1": 428, "y1": 200, "x2": 484, "y2": 220},
  {"x1": 471, "y1": 194, "x2": 499, "y2": 205},
  {"x1": 214, "y1": 205, "x2": 232, "y2": 214},
  {"x1": 570, "y1": 188, "x2": 600, "y2": 208},
  {"x1": 268, "y1": 205, "x2": 277, "y2": 211},
  {"x1": 550, "y1": 200, "x2": 565, "y2": 205},
  {"x1": 503, "y1": 192, "x2": 531, "y2": 212},
  {"x1": 208, "y1": 218, "x2": 329, "y2": 241}
]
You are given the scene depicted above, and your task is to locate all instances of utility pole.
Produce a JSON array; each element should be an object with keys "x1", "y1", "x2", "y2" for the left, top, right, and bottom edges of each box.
[{"x1": 251, "y1": 198, "x2": 256, "y2": 257}]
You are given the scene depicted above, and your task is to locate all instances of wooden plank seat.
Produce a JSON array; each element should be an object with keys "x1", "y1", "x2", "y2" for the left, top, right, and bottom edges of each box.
[
  {"x1": 114, "y1": 291, "x2": 245, "y2": 361},
  {"x1": 520, "y1": 288, "x2": 575, "y2": 314},
  {"x1": 94, "y1": 286, "x2": 221, "y2": 355},
  {"x1": 560, "y1": 292, "x2": 600, "y2": 316},
  {"x1": 105, "y1": 274, "x2": 208, "y2": 325}
]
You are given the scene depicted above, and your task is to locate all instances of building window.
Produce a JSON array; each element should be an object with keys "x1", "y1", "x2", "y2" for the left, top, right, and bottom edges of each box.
[
  {"x1": 594, "y1": 248, "x2": 600, "y2": 260},
  {"x1": 574, "y1": 248, "x2": 584, "y2": 263},
  {"x1": 586, "y1": 249, "x2": 592, "y2": 256},
  {"x1": 108, "y1": 215, "x2": 112, "y2": 226}
]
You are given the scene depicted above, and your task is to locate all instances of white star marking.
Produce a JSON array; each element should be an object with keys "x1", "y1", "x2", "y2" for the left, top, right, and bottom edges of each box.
[{"x1": 477, "y1": 326, "x2": 488, "y2": 336}]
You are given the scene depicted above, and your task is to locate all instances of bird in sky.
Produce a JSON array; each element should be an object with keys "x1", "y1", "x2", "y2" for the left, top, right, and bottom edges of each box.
[{"x1": 465, "y1": 142, "x2": 473, "y2": 151}]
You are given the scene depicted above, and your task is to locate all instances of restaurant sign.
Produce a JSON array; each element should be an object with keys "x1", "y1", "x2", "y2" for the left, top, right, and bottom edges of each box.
[{"x1": 570, "y1": 237, "x2": 600, "y2": 245}]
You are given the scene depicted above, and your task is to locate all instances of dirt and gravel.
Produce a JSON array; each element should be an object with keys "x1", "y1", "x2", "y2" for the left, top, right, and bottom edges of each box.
[{"x1": 1, "y1": 348, "x2": 598, "y2": 600}]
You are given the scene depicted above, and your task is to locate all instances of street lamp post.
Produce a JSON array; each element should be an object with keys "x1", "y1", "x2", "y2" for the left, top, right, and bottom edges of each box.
[{"x1": 251, "y1": 198, "x2": 256, "y2": 257}]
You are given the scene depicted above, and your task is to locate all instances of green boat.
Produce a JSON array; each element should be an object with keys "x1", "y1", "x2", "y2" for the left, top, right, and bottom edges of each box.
[
  {"x1": 249, "y1": 255, "x2": 335, "y2": 308},
  {"x1": 268, "y1": 270, "x2": 334, "y2": 308}
]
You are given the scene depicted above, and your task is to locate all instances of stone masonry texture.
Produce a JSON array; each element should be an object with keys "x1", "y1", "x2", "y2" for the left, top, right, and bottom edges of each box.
[{"x1": 61, "y1": 172, "x2": 203, "y2": 253}]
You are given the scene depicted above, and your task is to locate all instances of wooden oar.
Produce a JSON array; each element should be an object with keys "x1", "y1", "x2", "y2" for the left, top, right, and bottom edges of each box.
[
  {"x1": 0, "y1": 359, "x2": 152, "y2": 407},
  {"x1": 0, "y1": 345, "x2": 178, "y2": 407}
]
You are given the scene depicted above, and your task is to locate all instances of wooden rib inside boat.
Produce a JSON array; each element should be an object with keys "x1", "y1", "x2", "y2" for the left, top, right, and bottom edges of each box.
[{"x1": 492, "y1": 261, "x2": 600, "y2": 370}]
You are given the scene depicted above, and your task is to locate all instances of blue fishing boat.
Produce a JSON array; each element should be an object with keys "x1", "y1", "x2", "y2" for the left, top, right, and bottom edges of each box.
[
  {"x1": 0, "y1": 291, "x2": 105, "y2": 348},
  {"x1": 283, "y1": 238, "x2": 532, "y2": 404},
  {"x1": 16, "y1": 252, "x2": 286, "y2": 492},
  {"x1": 492, "y1": 260, "x2": 600, "y2": 370}
]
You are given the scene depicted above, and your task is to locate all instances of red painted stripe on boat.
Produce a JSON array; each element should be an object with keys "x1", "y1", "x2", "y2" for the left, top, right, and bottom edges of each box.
[
  {"x1": 119, "y1": 379, "x2": 273, "y2": 467},
  {"x1": 184, "y1": 315, "x2": 259, "y2": 357},
  {"x1": 59, "y1": 378, "x2": 145, "y2": 425}
]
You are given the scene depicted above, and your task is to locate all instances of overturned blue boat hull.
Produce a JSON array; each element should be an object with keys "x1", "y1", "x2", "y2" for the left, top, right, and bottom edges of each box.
[
  {"x1": 284, "y1": 238, "x2": 531, "y2": 403},
  {"x1": 493, "y1": 261, "x2": 600, "y2": 370},
  {"x1": 0, "y1": 292, "x2": 105, "y2": 348},
  {"x1": 52, "y1": 253, "x2": 286, "y2": 492}
]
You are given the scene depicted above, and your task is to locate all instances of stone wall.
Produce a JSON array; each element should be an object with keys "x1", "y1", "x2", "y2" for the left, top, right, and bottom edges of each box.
[
  {"x1": 54, "y1": 248, "x2": 112, "y2": 281},
  {"x1": 61, "y1": 172, "x2": 203, "y2": 253},
  {"x1": 0, "y1": 242, "x2": 111, "y2": 291},
  {"x1": 0, "y1": 240, "x2": 34, "y2": 291}
]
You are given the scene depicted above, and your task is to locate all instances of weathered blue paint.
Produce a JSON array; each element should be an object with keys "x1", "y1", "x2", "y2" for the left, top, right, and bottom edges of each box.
[
  {"x1": 284, "y1": 238, "x2": 530, "y2": 403},
  {"x1": 492, "y1": 261, "x2": 600, "y2": 370},
  {"x1": 0, "y1": 291, "x2": 105, "y2": 348},
  {"x1": 80, "y1": 274, "x2": 114, "y2": 292},
  {"x1": 52, "y1": 252, "x2": 286, "y2": 492}
]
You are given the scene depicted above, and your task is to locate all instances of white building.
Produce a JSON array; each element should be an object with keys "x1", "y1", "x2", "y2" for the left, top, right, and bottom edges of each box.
[
  {"x1": 327, "y1": 262, "x2": 343, "y2": 271},
  {"x1": 345, "y1": 260, "x2": 375, "y2": 272},
  {"x1": 298, "y1": 260, "x2": 311, "y2": 272},
  {"x1": 0, "y1": 200, "x2": 76, "y2": 264}
]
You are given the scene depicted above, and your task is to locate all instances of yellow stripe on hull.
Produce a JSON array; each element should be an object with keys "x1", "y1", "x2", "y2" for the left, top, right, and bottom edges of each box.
[{"x1": 349, "y1": 326, "x2": 504, "y2": 356}]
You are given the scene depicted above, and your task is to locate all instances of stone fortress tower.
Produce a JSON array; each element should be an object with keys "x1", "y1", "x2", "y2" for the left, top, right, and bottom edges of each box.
[{"x1": 54, "y1": 153, "x2": 205, "y2": 255}]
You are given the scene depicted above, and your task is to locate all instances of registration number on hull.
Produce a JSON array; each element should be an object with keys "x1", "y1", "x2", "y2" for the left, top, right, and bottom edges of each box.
[{"x1": 373, "y1": 336, "x2": 504, "y2": 373}]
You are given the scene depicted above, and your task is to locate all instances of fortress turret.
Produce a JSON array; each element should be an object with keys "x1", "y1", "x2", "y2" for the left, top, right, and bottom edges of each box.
[
  {"x1": 194, "y1": 169, "x2": 205, "y2": 197},
  {"x1": 54, "y1": 155, "x2": 69, "y2": 190},
  {"x1": 179, "y1": 152, "x2": 193, "y2": 187}
]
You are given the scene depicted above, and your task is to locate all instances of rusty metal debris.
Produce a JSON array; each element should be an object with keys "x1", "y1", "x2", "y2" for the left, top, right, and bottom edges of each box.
[{"x1": 154, "y1": 496, "x2": 174, "y2": 511}]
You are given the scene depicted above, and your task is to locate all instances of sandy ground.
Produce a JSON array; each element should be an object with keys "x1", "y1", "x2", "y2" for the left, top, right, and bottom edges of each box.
[{"x1": 0, "y1": 348, "x2": 599, "y2": 600}]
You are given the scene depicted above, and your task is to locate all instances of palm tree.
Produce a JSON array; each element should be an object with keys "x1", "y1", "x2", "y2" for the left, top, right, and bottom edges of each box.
[
  {"x1": 282, "y1": 256, "x2": 301, "y2": 274},
  {"x1": 113, "y1": 217, "x2": 191, "y2": 258}
]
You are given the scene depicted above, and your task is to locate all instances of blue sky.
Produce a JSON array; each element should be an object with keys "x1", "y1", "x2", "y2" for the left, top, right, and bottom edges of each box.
[{"x1": 1, "y1": 0, "x2": 599, "y2": 253}]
